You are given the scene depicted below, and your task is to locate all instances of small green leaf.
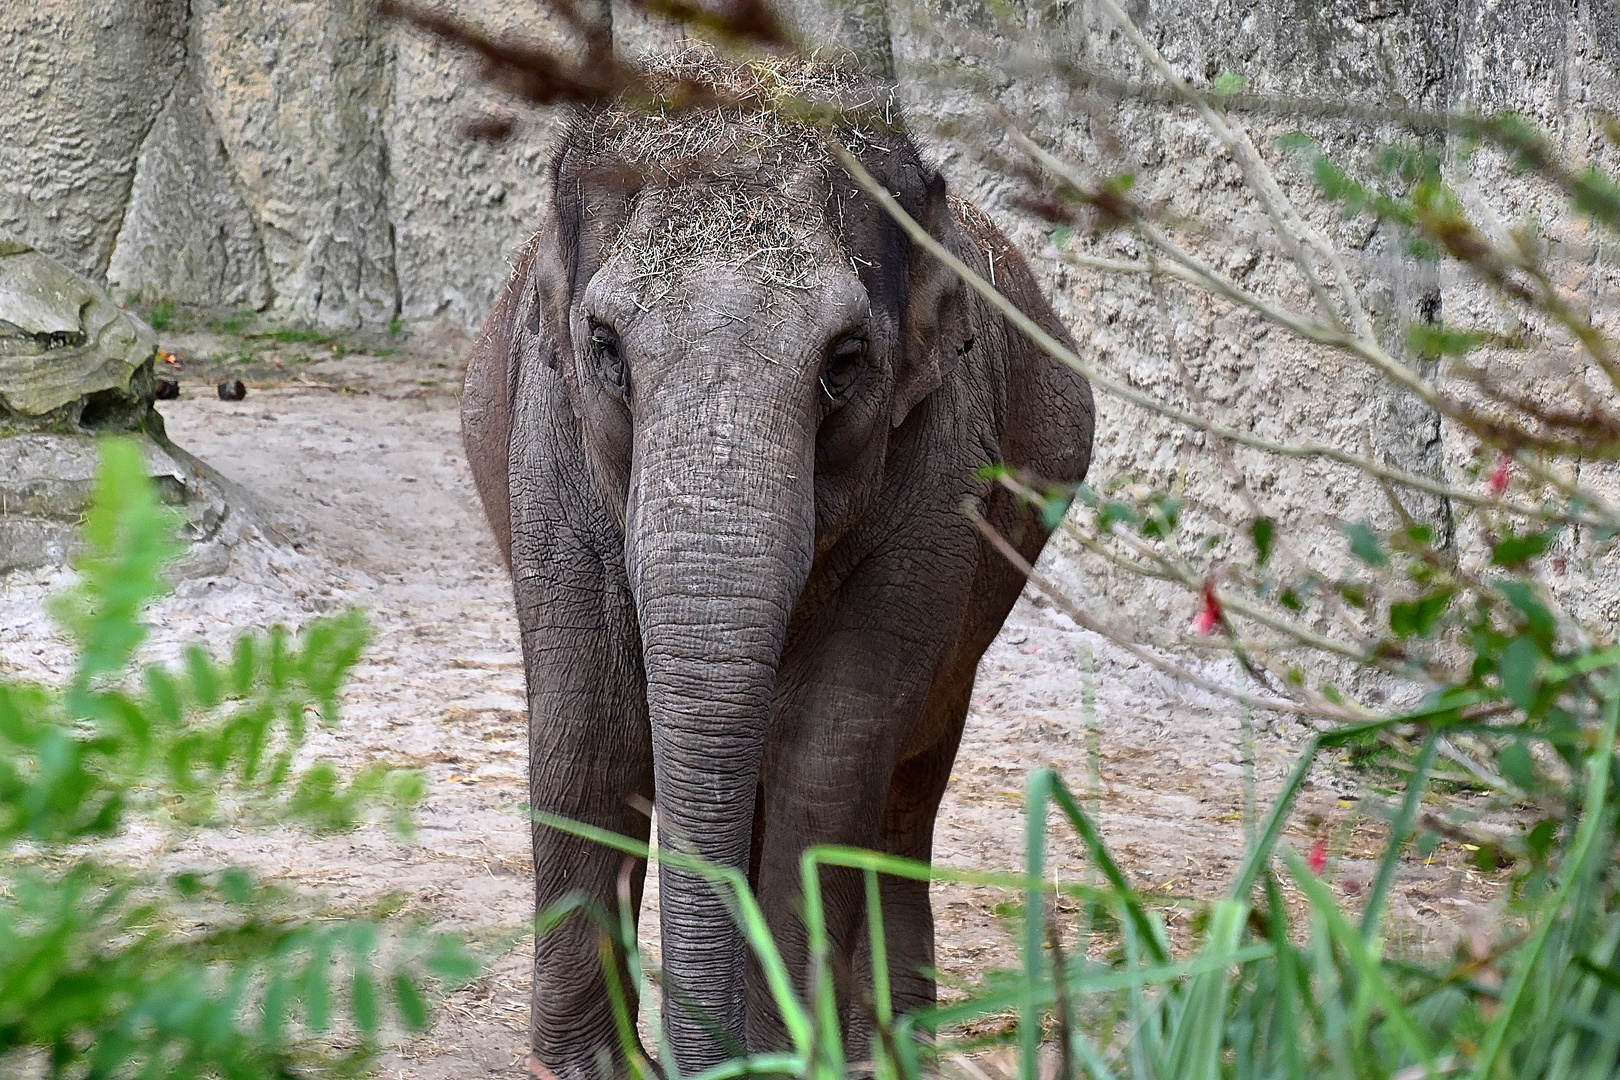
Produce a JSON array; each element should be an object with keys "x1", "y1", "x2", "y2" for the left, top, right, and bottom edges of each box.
[
  {"x1": 1389, "y1": 588, "x2": 1454, "y2": 639},
  {"x1": 1498, "y1": 739, "x2": 1536, "y2": 790},
  {"x1": 1211, "y1": 69, "x2": 1246, "y2": 96},
  {"x1": 1526, "y1": 818, "x2": 1557, "y2": 859},
  {"x1": 1041, "y1": 488, "x2": 1074, "y2": 530},
  {"x1": 975, "y1": 463, "x2": 1012, "y2": 483},
  {"x1": 1573, "y1": 165, "x2": 1620, "y2": 230},
  {"x1": 1097, "y1": 501, "x2": 1137, "y2": 531},
  {"x1": 1050, "y1": 224, "x2": 1073, "y2": 248},
  {"x1": 142, "y1": 667, "x2": 181, "y2": 727},
  {"x1": 1343, "y1": 522, "x2": 1389, "y2": 566},
  {"x1": 1278, "y1": 132, "x2": 1319, "y2": 156},
  {"x1": 304, "y1": 944, "x2": 333, "y2": 1032},
  {"x1": 1407, "y1": 323, "x2": 1486, "y2": 358},
  {"x1": 221, "y1": 868, "x2": 253, "y2": 905},
  {"x1": 1140, "y1": 496, "x2": 1181, "y2": 538},
  {"x1": 1251, "y1": 517, "x2": 1275, "y2": 566},
  {"x1": 1492, "y1": 531, "x2": 1552, "y2": 566},
  {"x1": 1497, "y1": 580, "x2": 1557, "y2": 643},
  {"x1": 352, "y1": 969, "x2": 380, "y2": 1036},
  {"x1": 185, "y1": 644, "x2": 219, "y2": 709},
  {"x1": 393, "y1": 973, "x2": 429, "y2": 1031},
  {"x1": 425, "y1": 936, "x2": 481, "y2": 985},
  {"x1": 1499, "y1": 636, "x2": 1541, "y2": 710},
  {"x1": 230, "y1": 634, "x2": 256, "y2": 697}
]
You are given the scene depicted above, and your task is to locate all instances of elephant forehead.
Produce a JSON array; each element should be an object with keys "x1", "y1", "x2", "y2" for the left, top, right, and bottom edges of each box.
[{"x1": 610, "y1": 183, "x2": 841, "y2": 294}]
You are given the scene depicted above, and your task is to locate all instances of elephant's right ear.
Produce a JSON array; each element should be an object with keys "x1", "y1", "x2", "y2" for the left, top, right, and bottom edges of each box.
[
  {"x1": 524, "y1": 155, "x2": 644, "y2": 408},
  {"x1": 462, "y1": 146, "x2": 640, "y2": 566},
  {"x1": 463, "y1": 228, "x2": 547, "y2": 569},
  {"x1": 891, "y1": 171, "x2": 973, "y2": 428}
]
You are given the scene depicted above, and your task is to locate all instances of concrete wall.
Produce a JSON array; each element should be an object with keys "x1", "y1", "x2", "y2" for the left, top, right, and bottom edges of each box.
[
  {"x1": 886, "y1": 0, "x2": 1620, "y2": 651},
  {"x1": 0, "y1": 0, "x2": 579, "y2": 331}
]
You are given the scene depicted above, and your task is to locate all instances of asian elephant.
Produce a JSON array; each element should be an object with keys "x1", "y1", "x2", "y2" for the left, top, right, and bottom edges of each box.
[{"x1": 461, "y1": 56, "x2": 1094, "y2": 1080}]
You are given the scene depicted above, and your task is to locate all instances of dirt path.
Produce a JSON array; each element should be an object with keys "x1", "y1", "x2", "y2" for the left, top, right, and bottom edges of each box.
[{"x1": 0, "y1": 343, "x2": 1508, "y2": 1076}]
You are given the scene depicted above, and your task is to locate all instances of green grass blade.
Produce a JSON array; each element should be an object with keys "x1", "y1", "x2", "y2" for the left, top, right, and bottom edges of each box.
[
  {"x1": 1023, "y1": 770, "x2": 1054, "y2": 1080},
  {"x1": 799, "y1": 848, "x2": 847, "y2": 1080},
  {"x1": 1048, "y1": 779, "x2": 1169, "y2": 965},
  {"x1": 683, "y1": 1053, "x2": 805, "y2": 1080},
  {"x1": 1284, "y1": 848, "x2": 1433, "y2": 1073},
  {"x1": 918, "y1": 946, "x2": 1272, "y2": 1029},
  {"x1": 1471, "y1": 676, "x2": 1620, "y2": 1080},
  {"x1": 1229, "y1": 738, "x2": 1320, "y2": 900},
  {"x1": 536, "y1": 812, "x2": 814, "y2": 1055},
  {"x1": 1261, "y1": 874, "x2": 1309, "y2": 1080},
  {"x1": 1165, "y1": 900, "x2": 1246, "y2": 1080},
  {"x1": 866, "y1": 868, "x2": 895, "y2": 1080},
  {"x1": 1361, "y1": 731, "x2": 1439, "y2": 942}
]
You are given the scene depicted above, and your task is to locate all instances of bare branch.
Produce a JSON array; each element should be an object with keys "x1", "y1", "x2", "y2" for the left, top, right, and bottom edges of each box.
[
  {"x1": 964, "y1": 507, "x2": 1351, "y2": 720},
  {"x1": 830, "y1": 142, "x2": 1605, "y2": 528},
  {"x1": 1088, "y1": 0, "x2": 1373, "y2": 341}
]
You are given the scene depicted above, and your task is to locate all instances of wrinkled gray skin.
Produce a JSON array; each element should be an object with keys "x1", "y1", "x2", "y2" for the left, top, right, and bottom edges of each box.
[{"x1": 462, "y1": 74, "x2": 1094, "y2": 1080}]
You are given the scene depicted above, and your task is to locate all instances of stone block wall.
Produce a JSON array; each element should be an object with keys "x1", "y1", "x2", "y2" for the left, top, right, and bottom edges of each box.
[{"x1": 888, "y1": 0, "x2": 1620, "y2": 649}]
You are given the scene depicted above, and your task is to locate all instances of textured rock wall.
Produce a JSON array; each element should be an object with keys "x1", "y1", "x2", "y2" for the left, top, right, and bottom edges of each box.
[
  {"x1": 389, "y1": 1, "x2": 592, "y2": 328},
  {"x1": 883, "y1": 0, "x2": 1620, "y2": 651},
  {"x1": 0, "y1": 0, "x2": 187, "y2": 279},
  {"x1": 191, "y1": 0, "x2": 397, "y2": 329},
  {"x1": 0, "y1": 0, "x2": 583, "y2": 332},
  {"x1": 5, "y1": 1, "x2": 1616, "y2": 650}
]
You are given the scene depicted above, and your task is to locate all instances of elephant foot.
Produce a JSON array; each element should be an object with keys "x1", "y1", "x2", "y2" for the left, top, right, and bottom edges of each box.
[{"x1": 527, "y1": 1054, "x2": 562, "y2": 1080}]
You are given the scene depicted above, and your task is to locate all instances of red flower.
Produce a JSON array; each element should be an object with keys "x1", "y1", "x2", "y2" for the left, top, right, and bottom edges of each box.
[
  {"x1": 1307, "y1": 837, "x2": 1328, "y2": 875},
  {"x1": 1194, "y1": 579, "x2": 1223, "y2": 635},
  {"x1": 1486, "y1": 453, "x2": 1511, "y2": 498}
]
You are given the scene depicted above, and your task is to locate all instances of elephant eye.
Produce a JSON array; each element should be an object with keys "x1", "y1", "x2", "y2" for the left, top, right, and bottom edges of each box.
[
  {"x1": 820, "y1": 335, "x2": 866, "y2": 403},
  {"x1": 591, "y1": 324, "x2": 628, "y2": 399}
]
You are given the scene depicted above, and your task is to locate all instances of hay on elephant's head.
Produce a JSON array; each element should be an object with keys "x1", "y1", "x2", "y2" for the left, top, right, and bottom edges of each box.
[
  {"x1": 579, "y1": 47, "x2": 905, "y2": 292},
  {"x1": 583, "y1": 46, "x2": 899, "y2": 177}
]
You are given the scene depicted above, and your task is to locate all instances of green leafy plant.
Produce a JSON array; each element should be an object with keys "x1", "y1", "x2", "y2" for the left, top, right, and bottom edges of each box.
[{"x1": 0, "y1": 439, "x2": 477, "y2": 1079}]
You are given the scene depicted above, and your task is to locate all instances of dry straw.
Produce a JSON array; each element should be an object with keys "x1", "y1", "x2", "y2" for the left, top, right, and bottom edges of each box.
[{"x1": 577, "y1": 47, "x2": 903, "y2": 292}]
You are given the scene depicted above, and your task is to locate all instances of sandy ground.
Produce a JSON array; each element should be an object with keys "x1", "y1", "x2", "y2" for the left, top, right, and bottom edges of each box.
[{"x1": 0, "y1": 336, "x2": 1511, "y2": 1075}]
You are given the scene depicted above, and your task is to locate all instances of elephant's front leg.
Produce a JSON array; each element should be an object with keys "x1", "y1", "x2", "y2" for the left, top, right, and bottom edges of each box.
[
  {"x1": 518, "y1": 548, "x2": 654, "y2": 1080},
  {"x1": 510, "y1": 381, "x2": 655, "y2": 1080},
  {"x1": 746, "y1": 630, "x2": 949, "y2": 1055}
]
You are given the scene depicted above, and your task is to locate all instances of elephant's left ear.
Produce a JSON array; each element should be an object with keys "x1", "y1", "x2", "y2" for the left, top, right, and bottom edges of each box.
[{"x1": 892, "y1": 172, "x2": 972, "y2": 428}]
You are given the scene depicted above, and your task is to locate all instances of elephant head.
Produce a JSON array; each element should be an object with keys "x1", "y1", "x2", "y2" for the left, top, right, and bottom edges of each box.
[{"x1": 518, "y1": 62, "x2": 974, "y2": 1071}]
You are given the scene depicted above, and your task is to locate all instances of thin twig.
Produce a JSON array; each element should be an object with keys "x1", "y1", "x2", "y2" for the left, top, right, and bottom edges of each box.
[
  {"x1": 964, "y1": 505, "x2": 1350, "y2": 719},
  {"x1": 831, "y1": 142, "x2": 1597, "y2": 527},
  {"x1": 1089, "y1": 0, "x2": 1373, "y2": 340}
]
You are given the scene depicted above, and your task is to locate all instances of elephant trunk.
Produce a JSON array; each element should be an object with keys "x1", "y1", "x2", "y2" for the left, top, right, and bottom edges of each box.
[{"x1": 625, "y1": 383, "x2": 816, "y2": 1071}]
